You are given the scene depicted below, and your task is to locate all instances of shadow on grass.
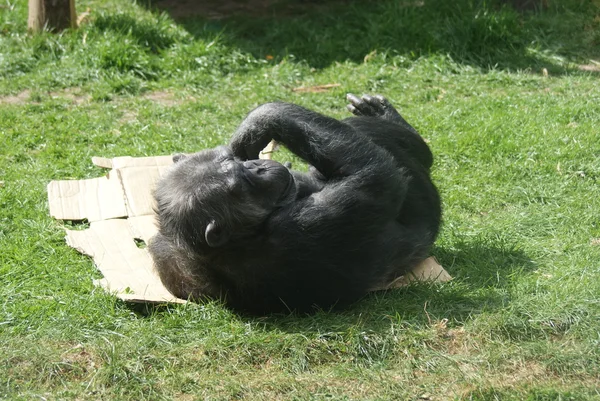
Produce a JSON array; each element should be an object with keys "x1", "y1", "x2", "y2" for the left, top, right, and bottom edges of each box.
[
  {"x1": 131, "y1": 237, "x2": 532, "y2": 329},
  {"x1": 128, "y1": 234, "x2": 533, "y2": 335},
  {"x1": 137, "y1": 0, "x2": 599, "y2": 74},
  {"x1": 256, "y1": 237, "x2": 534, "y2": 335}
]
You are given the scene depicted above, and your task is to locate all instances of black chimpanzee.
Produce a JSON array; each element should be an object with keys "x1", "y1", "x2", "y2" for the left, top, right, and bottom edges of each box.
[{"x1": 148, "y1": 94, "x2": 441, "y2": 315}]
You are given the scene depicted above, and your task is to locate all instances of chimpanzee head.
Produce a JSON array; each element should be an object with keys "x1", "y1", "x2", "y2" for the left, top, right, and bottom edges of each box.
[{"x1": 154, "y1": 146, "x2": 296, "y2": 249}]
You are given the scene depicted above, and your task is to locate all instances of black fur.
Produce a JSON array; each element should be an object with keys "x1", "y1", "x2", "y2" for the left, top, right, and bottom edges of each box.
[{"x1": 149, "y1": 94, "x2": 441, "y2": 315}]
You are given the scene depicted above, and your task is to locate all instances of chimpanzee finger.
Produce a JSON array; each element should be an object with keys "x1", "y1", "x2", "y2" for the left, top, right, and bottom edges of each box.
[
  {"x1": 374, "y1": 94, "x2": 390, "y2": 105},
  {"x1": 347, "y1": 93, "x2": 376, "y2": 116},
  {"x1": 346, "y1": 93, "x2": 363, "y2": 115},
  {"x1": 361, "y1": 94, "x2": 391, "y2": 116}
]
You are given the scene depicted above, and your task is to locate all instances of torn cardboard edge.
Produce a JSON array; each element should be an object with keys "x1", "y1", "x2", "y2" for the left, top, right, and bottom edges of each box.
[{"x1": 47, "y1": 153, "x2": 451, "y2": 304}]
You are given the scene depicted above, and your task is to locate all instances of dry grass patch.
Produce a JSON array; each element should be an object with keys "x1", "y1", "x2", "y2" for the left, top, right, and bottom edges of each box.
[
  {"x1": 578, "y1": 63, "x2": 600, "y2": 72},
  {"x1": 142, "y1": 90, "x2": 190, "y2": 107},
  {"x1": 49, "y1": 88, "x2": 91, "y2": 105},
  {"x1": 4, "y1": 340, "x2": 102, "y2": 386},
  {"x1": 0, "y1": 90, "x2": 31, "y2": 105},
  {"x1": 0, "y1": 88, "x2": 91, "y2": 105}
]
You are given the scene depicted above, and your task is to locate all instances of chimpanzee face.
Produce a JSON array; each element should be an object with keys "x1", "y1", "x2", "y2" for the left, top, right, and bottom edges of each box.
[
  {"x1": 154, "y1": 146, "x2": 296, "y2": 248},
  {"x1": 172, "y1": 146, "x2": 294, "y2": 210}
]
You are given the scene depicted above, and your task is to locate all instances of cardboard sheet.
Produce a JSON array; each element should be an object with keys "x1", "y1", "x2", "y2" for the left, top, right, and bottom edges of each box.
[
  {"x1": 47, "y1": 170, "x2": 127, "y2": 222},
  {"x1": 48, "y1": 154, "x2": 450, "y2": 304},
  {"x1": 48, "y1": 155, "x2": 183, "y2": 303},
  {"x1": 374, "y1": 256, "x2": 452, "y2": 290}
]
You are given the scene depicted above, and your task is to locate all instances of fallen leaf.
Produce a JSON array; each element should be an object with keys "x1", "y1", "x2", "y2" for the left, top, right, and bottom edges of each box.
[
  {"x1": 77, "y1": 8, "x2": 91, "y2": 27},
  {"x1": 364, "y1": 50, "x2": 377, "y2": 63}
]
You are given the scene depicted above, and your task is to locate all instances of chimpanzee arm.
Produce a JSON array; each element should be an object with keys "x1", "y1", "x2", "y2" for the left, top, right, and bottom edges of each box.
[{"x1": 230, "y1": 102, "x2": 397, "y2": 181}]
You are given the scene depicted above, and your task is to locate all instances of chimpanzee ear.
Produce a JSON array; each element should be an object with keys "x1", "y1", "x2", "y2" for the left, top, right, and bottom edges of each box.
[
  {"x1": 173, "y1": 153, "x2": 187, "y2": 163},
  {"x1": 205, "y1": 221, "x2": 229, "y2": 248}
]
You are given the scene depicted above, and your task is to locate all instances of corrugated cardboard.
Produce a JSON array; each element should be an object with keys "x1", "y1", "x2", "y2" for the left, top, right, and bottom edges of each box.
[
  {"x1": 47, "y1": 152, "x2": 450, "y2": 304},
  {"x1": 374, "y1": 256, "x2": 451, "y2": 290},
  {"x1": 47, "y1": 170, "x2": 127, "y2": 222},
  {"x1": 48, "y1": 155, "x2": 182, "y2": 303}
]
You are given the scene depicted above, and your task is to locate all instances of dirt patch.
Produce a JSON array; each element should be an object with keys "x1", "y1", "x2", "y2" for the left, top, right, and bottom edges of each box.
[
  {"x1": 119, "y1": 110, "x2": 139, "y2": 124},
  {"x1": 49, "y1": 87, "x2": 91, "y2": 105},
  {"x1": 578, "y1": 63, "x2": 600, "y2": 72},
  {"x1": 0, "y1": 90, "x2": 31, "y2": 105},
  {"x1": 0, "y1": 88, "x2": 91, "y2": 106},
  {"x1": 142, "y1": 90, "x2": 188, "y2": 106},
  {"x1": 58, "y1": 344, "x2": 100, "y2": 379}
]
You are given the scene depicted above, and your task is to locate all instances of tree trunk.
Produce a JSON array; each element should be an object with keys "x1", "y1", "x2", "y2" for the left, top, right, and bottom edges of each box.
[{"x1": 28, "y1": 0, "x2": 77, "y2": 33}]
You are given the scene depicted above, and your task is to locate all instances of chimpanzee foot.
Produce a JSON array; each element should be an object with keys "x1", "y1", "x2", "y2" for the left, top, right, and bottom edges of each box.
[
  {"x1": 346, "y1": 93, "x2": 417, "y2": 134},
  {"x1": 346, "y1": 93, "x2": 399, "y2": 120}
]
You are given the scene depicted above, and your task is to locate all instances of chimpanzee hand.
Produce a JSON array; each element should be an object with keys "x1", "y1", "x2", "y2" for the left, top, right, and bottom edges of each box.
[{"x1": 230, "y1": 134, "x2": 272, "y2": 160}]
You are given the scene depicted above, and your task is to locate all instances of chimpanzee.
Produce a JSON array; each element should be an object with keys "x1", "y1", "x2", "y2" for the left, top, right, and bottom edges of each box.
[{"x1": 148, "y1": 94, "x2": 441, "y2": 315}]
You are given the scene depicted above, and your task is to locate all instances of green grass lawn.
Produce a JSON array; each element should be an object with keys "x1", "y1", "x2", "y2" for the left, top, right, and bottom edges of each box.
[{"x1": 1, "y1": 0, "x2": 599, "y2": 399}]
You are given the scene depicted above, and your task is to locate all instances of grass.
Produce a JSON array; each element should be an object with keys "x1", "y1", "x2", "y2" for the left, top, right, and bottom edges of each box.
[{"x1": 1, "y1": 0, "x2": 599, "y2": 399}]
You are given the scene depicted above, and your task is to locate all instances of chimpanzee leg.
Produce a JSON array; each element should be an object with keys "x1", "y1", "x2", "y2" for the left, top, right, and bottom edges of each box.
[
  {"x1": 231, "y1": 102, "x2": 397, "y2": 181},
  {"x1": 345, "y1": 94, "x2": 433, "y2": 169}
]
